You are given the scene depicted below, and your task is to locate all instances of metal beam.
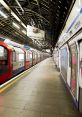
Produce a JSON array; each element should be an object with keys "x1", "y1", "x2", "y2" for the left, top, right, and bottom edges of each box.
[
  {"x1": 24, "y1": 8, "x2": 50, "y2": 24},
  {"x1": 15, "y1": 0, "x2": 24, "y2": 13},
  {"x1": 0, "y1": 0, "x2": 27, "y2": 29}
]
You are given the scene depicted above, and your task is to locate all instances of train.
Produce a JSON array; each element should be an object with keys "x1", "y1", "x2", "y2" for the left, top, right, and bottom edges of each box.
[
  {"x1": 53, "y1": 0, "x2": 82, "y2": 113},
  {"x1": 0, "y1": 40, "x2": 49, "y2": 84}
]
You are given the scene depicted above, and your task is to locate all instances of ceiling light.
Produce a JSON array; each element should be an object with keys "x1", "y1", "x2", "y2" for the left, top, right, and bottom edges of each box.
[
  {"x1": 0, "y1": 0, "x2": 10, "y2": 11},
  {"x1": 21, "y1": 22, "x2": 27, "y2": 29},
  {"x1": 0, "y1": 10, "x2": 8, "y2": 18},
  {"x1": 12, "y1": 22, "x2": 20, "y2": 29},
  {"x1": 11, "y1": 11, "x2": 21, "y2": 22},
  {"x1": 22, "y1": 30, "x2": 27, "y2": 34}
]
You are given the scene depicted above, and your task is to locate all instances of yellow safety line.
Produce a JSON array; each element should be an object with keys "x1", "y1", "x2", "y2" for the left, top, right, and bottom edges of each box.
[{"x1": 0, "y1": 67, "x2": 34, "y2": 93}]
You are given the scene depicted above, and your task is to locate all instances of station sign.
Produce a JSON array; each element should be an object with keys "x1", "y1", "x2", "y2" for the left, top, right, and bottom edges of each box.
[{"x1": 27, "y1": 25, "x2": 45, "y2": 40}]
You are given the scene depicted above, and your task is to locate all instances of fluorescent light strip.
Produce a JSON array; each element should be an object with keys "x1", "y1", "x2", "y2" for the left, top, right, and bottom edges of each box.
[
  {"x1": 21, "y1": 22, "x2": 27, "y2": 29},
  {"x1": 22, "y1": 30, "x2": 27, "y2": 35},
  {"x1": 13, "y1": 22, "x2": 20, "y2": 29},
  {"x1": 0, "y1": 0, "x2": 10, "y2": 11},
  {"x1": 0, "y1": 0, "x2": 27, "y2": 29},
  {"x1": 0, "y1": 10, "x2": 8, "y2": 18},
  {"x1": 11, "y1": 11, "x2": 20, "y2": 22}
]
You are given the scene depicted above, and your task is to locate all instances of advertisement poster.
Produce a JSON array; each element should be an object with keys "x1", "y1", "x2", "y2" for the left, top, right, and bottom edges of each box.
[
  {"x1": 79, "y1": 42, "x2": 82, "y2": 88},
  {"x1": 60, "y1": 47, "x2": 68, "y2": 82},
  {"x1": 70, "y1": 43, "x2": 77, "y2": 98}
]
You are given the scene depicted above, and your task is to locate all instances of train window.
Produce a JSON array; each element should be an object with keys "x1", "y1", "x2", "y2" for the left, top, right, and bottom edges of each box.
[
  {"x1": 38, "y1": 54, "x2": 40, "y2": 58},
  {"x1": 13, "y1": 51, "x2": 16, "y2": 62},
  {"x1": 19, "y1": 53, "x2": 24, "y2": 61},
  {"x1": 35, "y1": 54, "x2": 37, "y2": 59},
  {"x1": 0, "y1": 46, "x2": 7, "y2": 60},
  {"x1": 26, "y1": 52, "x2": 27, "y2": 60},
  {"x1": 30, "y1": 54, "x2": 32, "y2": 59},
  {"x1": 26, "y1": 51, "x2": 29, "y2": 60},
  {"x1": 0, "y1": 46, "x2": 8, "y2": 75},
  {"x1": 28, "y1": 53, "x2": 30, "y2": 60}
]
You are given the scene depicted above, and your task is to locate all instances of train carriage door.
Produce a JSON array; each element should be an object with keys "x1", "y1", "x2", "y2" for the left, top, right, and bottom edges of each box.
[
  {"x1": 0, "y1": 45, "x2": 13, "y2": 83},
  {"x1": 79, "y1": 41, "x2": 82, "y2": 112},
  {"x1": 0, "y1": 46, "x2": 8, "y2": 75},
  {"x1": 70, "y1": 43, "x2": 78, "y2": 101}
]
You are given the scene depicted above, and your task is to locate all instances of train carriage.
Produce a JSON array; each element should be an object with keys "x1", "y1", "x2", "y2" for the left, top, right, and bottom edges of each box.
[
  {"x1": 12, "y1": 46, "x2": 25, "y2": 75},
  {"x1": 0, "y1": 41, "x2": 13, "y2": 84},
  {"x1": 32, "y1": 50, "x2": 37, "y2": 65},
  {"x1": 25, "y1": 49, "x2": 32, "y2": 69},
  {"x1": 0, "y1": 41, "x2": 27, "y2": 83},
  {"x1": 0, "y1": 40, "x2": 50, "y2": 84},
  {"x1": 37, "y1": 52, "x2": 41, "y2": 63},
  {"x1": 68, "y1": 32, "x2": 82, "y2": 112}
]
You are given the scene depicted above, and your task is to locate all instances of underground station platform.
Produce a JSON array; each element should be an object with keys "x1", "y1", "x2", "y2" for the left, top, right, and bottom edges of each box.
[{"x1": 0, "y1": 58, "x2": 81, "y2": 117}]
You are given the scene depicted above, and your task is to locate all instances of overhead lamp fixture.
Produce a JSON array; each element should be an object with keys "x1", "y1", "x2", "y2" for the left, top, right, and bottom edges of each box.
[
  {"x1": 21, "y1": 22, "x2": 27, "y2": 29},
  {"x1": 0, "y1": 1, "x2": 27, "y2": 29},
  {"x1": 12, "y1": 22, "x2": 20, "y2": 29},
  {"x1": 0, "y1": 10, "x2": 8, "y2": 18},
  {"x1": 11, "y1": 11, "x2": 21, "y2": 22},
  {"x1": 22, "y1": 30, "x2": 27, "y2": 35},
  {"x1": 0, "y1": 0, "x2": 10, "y2": 11}
]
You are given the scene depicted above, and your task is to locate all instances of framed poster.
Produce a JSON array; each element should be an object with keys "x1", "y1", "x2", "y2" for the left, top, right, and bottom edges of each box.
[
  {"x1": 60, "y1": 47, "x2": 68, "y2": 82},
  {"x1": 70, "y1": 43, "x2": 78, "y2": 99}
]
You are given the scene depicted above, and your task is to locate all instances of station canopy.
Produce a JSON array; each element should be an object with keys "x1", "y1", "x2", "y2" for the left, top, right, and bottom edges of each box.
[{"x1": 0, "y1": 0, "x2": 75, "y2": 50}]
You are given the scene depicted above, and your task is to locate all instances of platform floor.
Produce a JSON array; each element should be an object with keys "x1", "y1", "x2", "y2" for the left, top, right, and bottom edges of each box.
[{"x1": 0, "y1": 58, "x2": 81, "y2": 117}]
